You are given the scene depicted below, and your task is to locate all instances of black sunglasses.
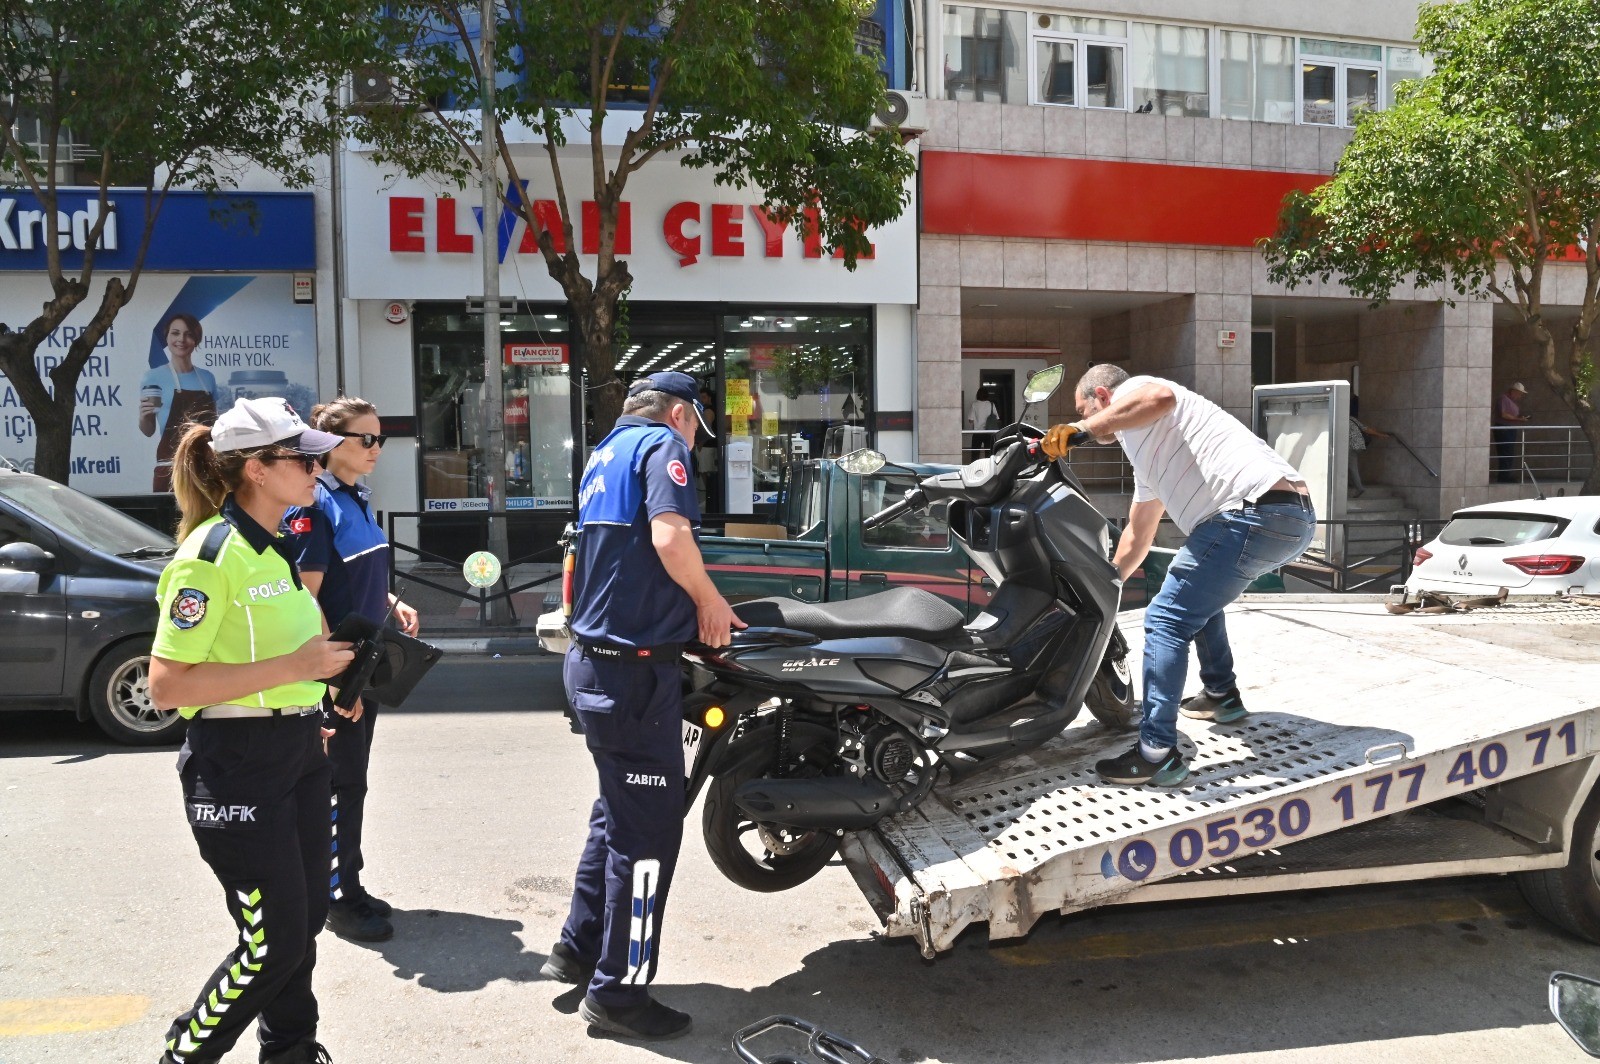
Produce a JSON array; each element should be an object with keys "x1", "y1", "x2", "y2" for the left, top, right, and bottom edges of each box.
[
  {"x1": 339, "y1": 432, "x2": 388, "y2": 449},
  {"x1": 264, "y1": 453, "x2": 319, "y2": 473}
]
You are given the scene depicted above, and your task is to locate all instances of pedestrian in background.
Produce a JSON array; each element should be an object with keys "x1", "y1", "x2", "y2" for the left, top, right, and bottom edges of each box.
[
  {"x1": 149, "y1": 398, "x2": 354, "y2": 1064},
  {"x1": 542, "y1": 371, "x2": 742, "y2": 1041},
  {"x1": 1044, "y1": 365, "x2": 1315, "y2": 788},
  {"x1": 284, "y1": 396, "x2": 419, "y2": 944},
  {"x1": 1493, "y1": 381, "x2": 1531, "y2": 483},
  {"x1": 1346, "y1": 395, "x2": 1392, "y2": 498}
]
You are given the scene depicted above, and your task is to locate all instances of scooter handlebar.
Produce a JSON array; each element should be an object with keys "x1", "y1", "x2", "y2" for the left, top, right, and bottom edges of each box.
[{"x1": 863, "y1": 487, "x2": 927, "y2": 531}]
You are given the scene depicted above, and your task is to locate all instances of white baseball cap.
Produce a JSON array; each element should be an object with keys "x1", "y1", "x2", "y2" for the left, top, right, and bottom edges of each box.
[
  {"x1": 210, "y1": 397, "x2": 342, "y2": 455},
  {"x1": 1510, "y1": 381, "x2": 1527, "y2": 393}
]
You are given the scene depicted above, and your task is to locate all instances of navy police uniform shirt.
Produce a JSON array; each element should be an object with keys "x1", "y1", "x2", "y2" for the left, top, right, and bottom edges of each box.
[
  {"x1": 283, "y1": 471, "x2": 391, "y2": 627},
  {"x1": 572, "y1": 416, "x2": 700, "y2": 648}
]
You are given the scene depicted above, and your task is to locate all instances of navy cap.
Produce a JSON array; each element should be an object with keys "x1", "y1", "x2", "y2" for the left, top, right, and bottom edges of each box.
[{"x1": 630, "y1": 371, "x2": 712, "y2": 435}]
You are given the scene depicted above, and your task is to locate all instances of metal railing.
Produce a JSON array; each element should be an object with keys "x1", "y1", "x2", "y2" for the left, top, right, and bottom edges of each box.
[
  {"x1": 1492, "y1": 424, "x2": 1593, "y2": 485},
  {"x1": 384, "y1": 511, "x2": 562, "y2": 628},
  {"x1": 1290, "y1": 518, "x2": 1447, "y2": 593}
]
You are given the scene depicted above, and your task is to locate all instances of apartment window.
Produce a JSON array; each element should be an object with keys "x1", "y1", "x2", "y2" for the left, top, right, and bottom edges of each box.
[
  {"x1": 1385, "y1": 46, "x2": 1424, "y2": 107},
  {"x1": 1299, "y1": 40, "x2": 1382, "y2": 127},
  {"x1": 943, "y1": 5, "x2": 1028, "y2": 103},
  {"x1": 1031, "y1": 14, "x2": 1125, "y2": 108},
  {"x1": 1129, "y1": 22, "x2": 1209, "y2": 118},
  {"x1": 1218, "y1": 30, "x2": 1295, "y2": 123}
]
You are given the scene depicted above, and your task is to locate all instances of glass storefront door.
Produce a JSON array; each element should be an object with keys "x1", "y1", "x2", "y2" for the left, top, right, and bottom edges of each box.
[{"x1": 721, "y1": 312, "x2": 871, "y2": 513}]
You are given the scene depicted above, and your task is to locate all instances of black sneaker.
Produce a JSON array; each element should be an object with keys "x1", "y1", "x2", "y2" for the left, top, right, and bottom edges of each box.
[
  {"x1": 325, "y1": 898, "x2": 393, "y2": 942},
  {"x1": 540, "y1": 941, "x2": 595, "y2": 984},
  {"x1": 1179, "y1": 688, "x2": 1247, "y2": 723},
  {"x1": 579, "y1": 996, "x2": 692, "y2": 1040},
  {"x1": 261, "y1": 1040, "x2": 333, "y2": 1064},
  {"x1": 352, "y1": 889, "x2": 392, "y2": 918},
  {"x1": 1097, "y1": 742, "x2": 1189, "y2": 787}
]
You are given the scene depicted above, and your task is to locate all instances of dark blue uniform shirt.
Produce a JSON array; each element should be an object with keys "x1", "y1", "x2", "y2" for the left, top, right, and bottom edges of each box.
[
  {"x1": 571, "y1": 416, "x2": 700, "y2": 647},
  {"x1": 283, "y1": 471, "x2": 391, "y2": 627}
]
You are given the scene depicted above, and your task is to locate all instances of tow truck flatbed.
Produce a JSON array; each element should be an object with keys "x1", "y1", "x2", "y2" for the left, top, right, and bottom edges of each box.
[{"x1": 838, "y1": 598, "x2": 1600, "y2": 956}]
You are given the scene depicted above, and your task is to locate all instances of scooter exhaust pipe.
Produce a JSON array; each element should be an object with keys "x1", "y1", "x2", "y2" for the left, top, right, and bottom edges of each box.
[{"x1": 733, "y1": 775, "x2": 897, "y2": 831}]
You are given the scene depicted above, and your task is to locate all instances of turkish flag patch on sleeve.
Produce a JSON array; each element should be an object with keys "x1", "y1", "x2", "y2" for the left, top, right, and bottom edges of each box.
[
  {"x1": 288, "y1": 517, "x2": 312, "y2": 535},
  {"x1": 667, "y1": 459, "x2": 689, "y2": 487}
]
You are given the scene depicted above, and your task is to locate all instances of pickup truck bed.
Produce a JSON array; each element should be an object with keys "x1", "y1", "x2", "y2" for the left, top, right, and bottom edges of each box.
[{"x1": 838, "y1": 598, "x2": 1600, "y2": 955}]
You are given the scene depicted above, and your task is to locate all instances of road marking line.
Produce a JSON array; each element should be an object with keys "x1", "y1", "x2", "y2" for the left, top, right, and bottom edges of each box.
[
  {"x1": 994, "y1": 893, "x2": 1525, "y2": 967},
  {"x1": 0, "y1": 995, "x2": 149, "y2": 1036}
]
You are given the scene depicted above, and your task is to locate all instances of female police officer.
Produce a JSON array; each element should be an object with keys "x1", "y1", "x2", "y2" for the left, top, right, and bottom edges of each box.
[
  {"x1": 149, "y1": 397, "x2": 355, "y2": 1064},
  {"x1": 284, "y1": 395, "x2": 419, "y2": 943}
]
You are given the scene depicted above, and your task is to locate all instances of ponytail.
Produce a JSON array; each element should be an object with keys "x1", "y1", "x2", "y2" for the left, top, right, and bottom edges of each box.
[{"x1": 171, "y1": 422, "x2": 244, "y2": 540}]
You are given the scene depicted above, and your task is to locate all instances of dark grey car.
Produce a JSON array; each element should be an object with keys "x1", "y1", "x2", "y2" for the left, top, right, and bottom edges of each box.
[{"x1": 0, "y1": 468, "x2": 179, "y2": 744}]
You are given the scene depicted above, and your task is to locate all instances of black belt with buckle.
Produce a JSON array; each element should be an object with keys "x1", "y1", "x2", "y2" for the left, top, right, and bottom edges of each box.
[
  {"x1": 1254, "y1": 489, "x2": 1311, "y2": 507},
  {"x1": 576, "y1": 639, "x2": 684, "y2": 662}
]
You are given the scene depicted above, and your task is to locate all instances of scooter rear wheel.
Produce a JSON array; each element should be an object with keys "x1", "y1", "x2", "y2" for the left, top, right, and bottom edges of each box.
[
  {"x1": 1086, "y1": 652, "x2": 1139, "y2": 730},
  {"x1": 703, "y1": 762, "x2": 841, "y2": 893}
]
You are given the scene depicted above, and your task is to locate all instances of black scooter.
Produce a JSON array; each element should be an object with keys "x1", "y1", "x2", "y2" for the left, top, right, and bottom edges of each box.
[{"x1": 681, "y1": 365, "x2": 1135, "y2": 892}]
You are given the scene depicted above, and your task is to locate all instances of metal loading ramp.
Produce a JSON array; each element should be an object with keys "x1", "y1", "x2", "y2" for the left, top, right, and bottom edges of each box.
[{"x1": 837, "y1": 600, "x2": 1600, "y2": 956}]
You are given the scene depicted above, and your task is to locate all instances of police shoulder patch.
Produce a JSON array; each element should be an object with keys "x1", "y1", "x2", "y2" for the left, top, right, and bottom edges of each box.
[
  {"x1": 170, "y1": 588, "x2": 209, "y2": 629},
  {"x1": 288, "y1": 516, "x2": 313, "y2": 535},
  {"x1": 667, "y1": 458, "x2": 689, "y2": 487}
]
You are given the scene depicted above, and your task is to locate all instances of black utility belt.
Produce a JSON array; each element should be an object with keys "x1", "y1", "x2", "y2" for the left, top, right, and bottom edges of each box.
[
  {"x1": 1253, "y1": 489, "x2": 1311, "y2": 507},
  {"x1": 576, "y1": 640, "x2": 683, "y2": 662}
]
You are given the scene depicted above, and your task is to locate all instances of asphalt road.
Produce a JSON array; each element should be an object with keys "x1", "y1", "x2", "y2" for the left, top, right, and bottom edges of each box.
[{"x1": 2, "y1": 656, "x2": 1595, "y2": 1064}]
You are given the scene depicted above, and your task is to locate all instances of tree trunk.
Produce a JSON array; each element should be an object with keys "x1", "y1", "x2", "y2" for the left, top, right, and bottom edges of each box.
[
  {"x1": 1580, "y1": 406, "x2": 1600, "y2": 495},
  {"x1": 30, "y1": 401, "x2": 75, "y2": 484},
  {"x1": 579, "y1": 293, "x2": 624, "y2": 435}
]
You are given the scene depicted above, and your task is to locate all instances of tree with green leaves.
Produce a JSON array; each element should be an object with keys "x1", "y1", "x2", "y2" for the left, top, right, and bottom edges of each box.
[
  {"x1": 353, "y1": 0, "x2": 915, "y2": 431},
  {"x1": 1262, "y1": 0, "x2": 1600, "y2": 493},
  {"x1": 0, "y1": 0, "x2": 366, "y2": 483}
]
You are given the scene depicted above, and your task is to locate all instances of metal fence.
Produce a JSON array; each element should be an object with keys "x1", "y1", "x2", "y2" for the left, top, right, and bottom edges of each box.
[{"x1": 1494, "y1": 424, "x2": 1594, "y2": 486}]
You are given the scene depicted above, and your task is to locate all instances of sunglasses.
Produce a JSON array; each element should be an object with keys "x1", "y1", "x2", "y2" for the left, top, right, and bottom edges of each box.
[
  {"x1": 264, "y1": 453, "x2": 319, "y2": 474},
  {"x1": 339, "y1": 432, "x2": 388, "y2": 449}
]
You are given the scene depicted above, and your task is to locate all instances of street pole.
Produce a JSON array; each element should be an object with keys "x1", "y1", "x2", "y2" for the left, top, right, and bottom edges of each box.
[{"x1": 480, "y1": 0, "x2": 510, "y2": 624}]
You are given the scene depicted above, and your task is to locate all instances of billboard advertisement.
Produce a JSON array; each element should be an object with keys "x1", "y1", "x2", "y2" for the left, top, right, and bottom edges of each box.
[{"x1": 0, "y1": 273, "x2": 319, "y2": 495}]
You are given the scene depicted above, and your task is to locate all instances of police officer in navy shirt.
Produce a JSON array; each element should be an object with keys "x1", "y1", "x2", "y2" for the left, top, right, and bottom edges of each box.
[
  {"x1": 540, "y1": 372, "x2": 742, "y2": 1041},
  {"x1": 284, "y1": 397, "x2": 419, "y2": 944}
]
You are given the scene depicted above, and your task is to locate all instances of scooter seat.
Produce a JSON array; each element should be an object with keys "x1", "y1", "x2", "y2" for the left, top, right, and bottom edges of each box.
[{"x1": 734, "y1": 586, "x2": 967, "y2": 642}]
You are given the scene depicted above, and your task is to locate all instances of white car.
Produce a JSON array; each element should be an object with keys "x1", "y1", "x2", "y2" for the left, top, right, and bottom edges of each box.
[{"x1": 1406, "y1": 496, "x2": 1600, "y2": 597}]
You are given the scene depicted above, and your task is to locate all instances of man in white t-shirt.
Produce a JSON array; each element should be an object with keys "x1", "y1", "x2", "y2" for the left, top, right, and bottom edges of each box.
[{"x1": 1042, "y1": 365, "x2": 1316, "y2": 787}]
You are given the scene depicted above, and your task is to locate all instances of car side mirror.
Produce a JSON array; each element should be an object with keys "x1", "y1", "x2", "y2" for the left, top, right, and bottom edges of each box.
[
  {"x1": 1553, "y1": 972, "x2": 1600, "y2": 1056},
  {"x1": 0, "y1": 541, "x2": 55, "y2": 573}
]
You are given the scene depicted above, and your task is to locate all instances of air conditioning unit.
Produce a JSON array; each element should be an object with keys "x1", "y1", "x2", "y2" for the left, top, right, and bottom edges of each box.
[
  {"x1": 351, "y1": 65, "x2": 399, "y2": 108},
  {"x1": 872, "y1": 90, "x2": 928, "y2": 134}
]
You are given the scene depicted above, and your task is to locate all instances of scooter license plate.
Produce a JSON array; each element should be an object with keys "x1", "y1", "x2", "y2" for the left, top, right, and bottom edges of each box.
[{"x1": 681, "y1": 720, "x2": 704, "y2": 777}]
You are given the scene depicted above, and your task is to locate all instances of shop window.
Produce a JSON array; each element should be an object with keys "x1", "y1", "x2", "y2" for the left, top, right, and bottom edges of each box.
[
  {"x1": 942, "y1": 5, "x2": 1027, "y2": 103},
  {"x1": 1219, "y1": 30, "x2": 1295, "y2": 123},
  {"x1": 414, "y1": 306, "x2": 573, "y2": 511},
  {"x1": 1129, "y1": 22, "x2": 1208, "y2": 118},
  {"x1": 721, "y1": 312, "x2": 870, "y2": 511}
]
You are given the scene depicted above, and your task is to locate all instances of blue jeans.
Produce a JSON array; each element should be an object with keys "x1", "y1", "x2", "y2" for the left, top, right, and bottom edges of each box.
[{"x1": 1140, "y1": 500, "x2": 1316, "y2": 752}]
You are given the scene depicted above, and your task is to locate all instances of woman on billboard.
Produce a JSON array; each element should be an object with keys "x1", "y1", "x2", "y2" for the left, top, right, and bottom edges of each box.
[{"x1": 139, "y1": 312, "x2": 224, "y2": 492}]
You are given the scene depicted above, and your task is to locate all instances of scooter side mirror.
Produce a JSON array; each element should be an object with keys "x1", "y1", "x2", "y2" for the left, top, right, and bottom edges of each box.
[
  {"x1": 1552, "y1": 972, "x2": 1600, "y2": 1056},
  {"x1": 1022, "y1": 365, "x2": 1065, "y2": 404},
  {"x1": 838, "y1": 448, "x2": 887, "y2": 476}
]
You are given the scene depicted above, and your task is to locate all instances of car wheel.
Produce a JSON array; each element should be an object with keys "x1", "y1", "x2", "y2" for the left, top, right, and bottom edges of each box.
[
  {"x1": 86, "y1": 639, "x2": 185, "y2": 746},
  {"x1": 1517, "y1": 779, "x2": 1600, "y2": 944}
]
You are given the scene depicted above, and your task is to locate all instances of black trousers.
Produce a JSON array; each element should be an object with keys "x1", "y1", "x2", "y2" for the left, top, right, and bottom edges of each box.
[
  {"x1": 1492, "y1": 426, "x2": 1518, "y2": 482},
  {"x1": 163, "y1": 713, "x2": 330, "y2": 1063},
  {"x1": 558, "y1": 646, "x2": 685, "y2": 1007},
  {"x1": 326, "y1": 698, "x2": 378, "y2": 903}
]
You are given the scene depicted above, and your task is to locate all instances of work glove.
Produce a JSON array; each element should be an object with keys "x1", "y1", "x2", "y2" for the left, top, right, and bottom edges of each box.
[{"x1": 1041, "y1": 422, "x2": 1088, "y2": 461}]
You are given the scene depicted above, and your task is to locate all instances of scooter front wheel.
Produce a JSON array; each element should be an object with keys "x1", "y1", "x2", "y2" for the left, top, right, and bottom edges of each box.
[
  {"x1": 1086, "y1": 652, "x2": 1139, "y2": 730},
  {"x1": 703, "y1": 763, "x2": 841, "y2": 892}
]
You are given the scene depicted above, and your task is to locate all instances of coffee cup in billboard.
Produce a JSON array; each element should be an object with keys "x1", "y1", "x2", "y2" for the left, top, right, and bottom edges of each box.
[{"x1": 141, "y1": 384, "x2": 163, "y2": 408}]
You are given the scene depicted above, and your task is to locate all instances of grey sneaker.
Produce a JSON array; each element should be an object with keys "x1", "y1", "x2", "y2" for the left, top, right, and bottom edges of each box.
[{"x1": 1180, "y1": 688, "x2": 1247, "y2": 723}]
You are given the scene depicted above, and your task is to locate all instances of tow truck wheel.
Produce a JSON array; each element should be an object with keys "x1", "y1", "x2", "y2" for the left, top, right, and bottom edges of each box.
[
  {"x1": 1517, "y1": 781, "x2": 1600, "y2": 943},
  {"x1": 1085, "y1": 653, "x2": 1139, "y2": 731},
  {"x1": 703, "y1": 763, "x2": 840, "y2": 893}
]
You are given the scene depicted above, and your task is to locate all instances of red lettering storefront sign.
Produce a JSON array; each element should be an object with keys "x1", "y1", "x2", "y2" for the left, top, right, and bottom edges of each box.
[{"x1": 504, "y1": 343, "x2": 569, "y2": 366}]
